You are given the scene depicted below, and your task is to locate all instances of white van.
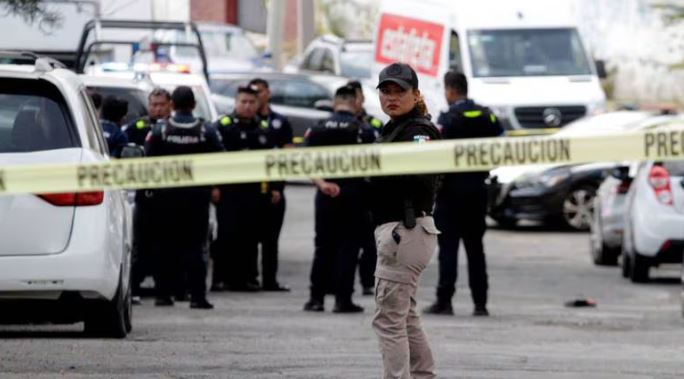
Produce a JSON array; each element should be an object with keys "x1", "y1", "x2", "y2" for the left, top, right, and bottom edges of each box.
[{"x1": 372, "y1": 0, "x2": 606, "y2": 130}]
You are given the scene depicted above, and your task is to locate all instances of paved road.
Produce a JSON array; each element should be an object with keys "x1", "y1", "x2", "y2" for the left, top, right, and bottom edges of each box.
[{"x1": 1, "y1": 186, "x2": 683, "y2": 378}]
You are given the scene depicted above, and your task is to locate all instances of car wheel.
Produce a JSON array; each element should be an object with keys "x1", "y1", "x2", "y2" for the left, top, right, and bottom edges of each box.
[
  {"x1": 562, "y1": 185, "x2": 596, "y2": 231},
  {"x1": 84, "y1": 274, "x2": 130, "y2": 338},
  {"x1": 630, "y1": 252, "x2": 650, "y2": 283},
  {"x1": 590, "y1": 214, "x2": 619, "y2": 266}
]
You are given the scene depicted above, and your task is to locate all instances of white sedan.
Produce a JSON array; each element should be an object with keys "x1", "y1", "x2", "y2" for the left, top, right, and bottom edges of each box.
[{"x1": 0, "y1": 57, "x2": 132, "y2": 337}]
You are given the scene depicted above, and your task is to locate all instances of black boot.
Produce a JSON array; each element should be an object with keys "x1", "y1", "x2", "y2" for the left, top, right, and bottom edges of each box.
[
  {"x1": 333, "y1": 297, "x2": 363, "y2": 313},
  {"x1": 303, "y1": 298, "x2": 324, "y2": 312},
  {"x1": 423, "y1": 300, "x2": 454, "y2": 315}
]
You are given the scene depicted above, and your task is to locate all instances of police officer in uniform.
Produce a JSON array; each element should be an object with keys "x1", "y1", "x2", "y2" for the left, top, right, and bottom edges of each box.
[
  {"x1": 211, "y1": 84, "x2": 281, "y2": 292},
  {"x1": 424, "y1": 71, "x2": 503, "y2": 317},
  {"x1": 99, "y1": 95, "x2": 129, "y2": 158},
  {"x1": 249, "y1": 78, "x2": 293, "y2": 292},
  {"x1": 124, "y1": 87, "x2": 172, "y2": 304},
  {"x1": 303, "y1": 85, "x2": 374, "y2": 313},
  {"x1": 347, "y1": 80, "x2": 382, "y2": 296},
  {"x1": 145, "y1": 86, "x2": 224, "y2": 309},
  {"x1": 123, "y1": 87, "x2": 172, "y2": 146}
]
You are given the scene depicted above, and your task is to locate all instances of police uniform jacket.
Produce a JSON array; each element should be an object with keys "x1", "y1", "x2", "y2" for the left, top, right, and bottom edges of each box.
[
  {"x1": 123, "y1": 116, "x2": 158, "y2": 147},
  {"x1": 437, "y1": 99, "x2": 503, "y2": 193},
  {"x1": 144, "y1": 111, "x2": 224, "y2": 204},
  {"x1": 370, "y1": 107, "x2": 441, "y2": 226},
  {"x1": 260, "y1": 107, "x2": 294, "y2": 148},
  {"x1": 100, "y1": 119, "x2": 128, "y2": 158},
  {"x1": 214, "y1": 113, "x2": 283, "y2": 195}
]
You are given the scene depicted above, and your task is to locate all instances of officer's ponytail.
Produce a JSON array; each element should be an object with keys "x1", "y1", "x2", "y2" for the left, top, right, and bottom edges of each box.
[{"x1": 414, "y1": 92, "x2": 429, "y2": 116}]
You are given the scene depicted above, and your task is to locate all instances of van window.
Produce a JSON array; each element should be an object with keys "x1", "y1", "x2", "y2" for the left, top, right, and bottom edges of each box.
[
  {"x1": 320, "y1": 49, "x2": 336, "y2": 74},
  {"x1": 0, "y1": 79, "x2": 79, "y2": 153},
  {"x1": 468, "y1": 28, "x2": 592, "y2": 77},
  {"x1": 449, "y1": 31, "x2": 463, "y2": 72},
  {"x1": 302, "y1": 48, "x2": 326, "y2": 72}
]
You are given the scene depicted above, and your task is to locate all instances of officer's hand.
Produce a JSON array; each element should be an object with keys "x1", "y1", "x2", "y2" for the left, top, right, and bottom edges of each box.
[
  {"x1": 211, "y1": 188, "x2": 221, "y2": 203},
  {"x1": 271, "y1": 190, "x2": 282, "y2": 204},
  {"x1": 319, "y1": 182, "x2": 341, "y2": 198}
]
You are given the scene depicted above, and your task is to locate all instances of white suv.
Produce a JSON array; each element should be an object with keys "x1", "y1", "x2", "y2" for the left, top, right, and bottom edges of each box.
[{"x1": 0, "y1": 55, "x2": 133, "y2": 338}]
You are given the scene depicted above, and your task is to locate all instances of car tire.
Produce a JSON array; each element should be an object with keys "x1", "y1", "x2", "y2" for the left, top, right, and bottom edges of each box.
[
  {"x1": 84, "y1": 274, "x2": 131, "y2": 339},
  {"x1": 562, "y1": 185, "x2": 597, "y2": 231},
  {"x1": 590, "y1": 215, "x2": 619, "y2": 266},
  {"x1": 630, "y1": 252, "x2": 650, "y2": 283}
]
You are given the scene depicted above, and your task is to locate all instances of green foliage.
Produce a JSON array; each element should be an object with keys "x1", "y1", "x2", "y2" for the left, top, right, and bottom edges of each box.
[{"x1": 0, "y1": 0, "x2": 63, "y2": 30}]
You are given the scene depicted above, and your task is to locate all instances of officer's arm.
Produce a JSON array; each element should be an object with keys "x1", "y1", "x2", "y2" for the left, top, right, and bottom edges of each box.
[
  {"x1": 143, "y1": 128, "x2": 161, "y2": 156},
  {"x1": 281, "y1": 116, "x2": 295, "y2": 148},
  {"x1": 489, "y1": 113, "x2": 505, "y2": 137},
  {"x1": 437, "y1": 111, "x2": 458, "y2": 139},
  {"x1": 205, "y1": 125, "x2": 225, "y2": 152},
  {"x1": 112, "y1": 130, "x2": 129, "y2": 158}
]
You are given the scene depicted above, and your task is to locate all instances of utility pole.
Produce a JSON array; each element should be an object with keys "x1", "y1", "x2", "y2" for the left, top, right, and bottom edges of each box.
[
  {"x1": 297, "y1": 0, "x2": 315, "y2": 55},
  {"x1": 267, "y1": 0, "x2": 286, "y2": 69}
]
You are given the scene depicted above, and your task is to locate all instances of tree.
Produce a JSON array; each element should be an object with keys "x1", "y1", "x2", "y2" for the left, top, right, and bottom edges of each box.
[{"x1": 0, "y1": 0, "x2": 63, "y2": 32}]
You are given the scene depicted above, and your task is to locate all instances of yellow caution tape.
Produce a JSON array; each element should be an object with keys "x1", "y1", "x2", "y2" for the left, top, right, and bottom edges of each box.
[{"x1": 1, "y1": 124, "x2": 684, "y2": 195}]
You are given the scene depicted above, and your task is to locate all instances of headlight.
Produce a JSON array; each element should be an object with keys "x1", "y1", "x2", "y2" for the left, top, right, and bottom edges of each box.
[
  {"x1": 489, "y1": 106, "x2": 510, "y2": 120},
  {"x1": 537, "y1": 170, "x2": 571, "y2": 187}
]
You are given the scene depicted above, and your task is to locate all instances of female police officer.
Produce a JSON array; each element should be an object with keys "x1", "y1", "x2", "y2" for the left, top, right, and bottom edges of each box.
[{"x1": 371, "y1": 63, "x2": 441, "y2": 379}]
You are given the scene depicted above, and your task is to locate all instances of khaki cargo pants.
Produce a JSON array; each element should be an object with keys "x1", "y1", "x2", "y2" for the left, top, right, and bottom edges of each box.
[{"x1": 373, "y1": 217, "x2": 440, "y2": 379}]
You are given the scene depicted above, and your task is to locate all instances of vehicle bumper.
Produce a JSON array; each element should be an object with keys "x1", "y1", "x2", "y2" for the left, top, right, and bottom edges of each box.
[
  {"x1": 0, "y1": 211, "x2": 120, "y2": 301},
  {"x1": 633, "y1": 209, "x2": 684, "y2": 261},
  {"x1": 490, "y1": 183, "x2": 566, "y2": 222}
]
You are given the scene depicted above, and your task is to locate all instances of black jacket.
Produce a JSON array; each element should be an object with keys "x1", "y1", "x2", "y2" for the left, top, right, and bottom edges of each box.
[
  {"x1": 370, "y1": 108, "x2": 441, "y2": 226},
  {"x1": 437, "y1": 99, "x2": 503, "y2": 193}
]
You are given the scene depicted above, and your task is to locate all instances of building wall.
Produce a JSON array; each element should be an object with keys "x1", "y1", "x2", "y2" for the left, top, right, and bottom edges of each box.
[{"x1": 190, "y1": 0, "x2": 227, "y2": 23}]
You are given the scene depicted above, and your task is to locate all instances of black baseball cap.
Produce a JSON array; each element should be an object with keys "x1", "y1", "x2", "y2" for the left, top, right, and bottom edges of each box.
[
  {"x1": 377, "y1": 63, "x2": 419, "y2": 90},
  {"x1": 236, "y1": 84, "x2": 260, "y2": 96}
]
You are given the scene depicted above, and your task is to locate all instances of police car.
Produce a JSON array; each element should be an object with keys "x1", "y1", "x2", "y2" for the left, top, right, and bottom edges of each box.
[{"x1": 0, "y1": 53, "x2": 133, "y2": 337}]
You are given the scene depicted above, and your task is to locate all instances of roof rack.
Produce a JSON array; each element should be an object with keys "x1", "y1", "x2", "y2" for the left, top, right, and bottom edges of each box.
[{"x1": 0, "y1": 50, "x2": 67, "y2": 71}]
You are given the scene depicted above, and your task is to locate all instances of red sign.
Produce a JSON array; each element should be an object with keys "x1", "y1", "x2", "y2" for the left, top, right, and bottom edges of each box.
[{"x1": 375, "y1": 13, "x2": 444, "y2": 77}]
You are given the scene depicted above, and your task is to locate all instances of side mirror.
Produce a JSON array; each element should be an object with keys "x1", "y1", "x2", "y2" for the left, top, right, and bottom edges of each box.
[
  {"x1": 314, "y1": 99, "x2": 334, "y2": 112},
  {"x1": 594, "y1": 59, "x2": 607, "y2": 79},
  {"x1": 610, "y1": 166, "x2": 629, "y2": 181},
  {"x1": 120, "y1": 144, "x2": 145, "y2": 159}
]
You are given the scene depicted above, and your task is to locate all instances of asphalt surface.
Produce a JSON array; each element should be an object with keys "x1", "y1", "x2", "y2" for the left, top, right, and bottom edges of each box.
[{"x1": 1, "y1": 185, "x2": 683, "y2": 379}]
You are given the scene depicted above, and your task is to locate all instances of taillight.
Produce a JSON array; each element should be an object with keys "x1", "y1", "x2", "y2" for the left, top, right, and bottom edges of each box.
[
  {"x1": 648, "y1": 165, "x2": 673, "y2": 206},
  {"x1": 37, "y1": 191, "x2": 104, "y2": 206}
]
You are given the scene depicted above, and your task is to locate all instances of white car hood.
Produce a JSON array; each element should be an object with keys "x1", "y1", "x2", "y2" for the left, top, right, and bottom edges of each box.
[{"x1": 470, "y1": 76, "x2": 605, "y2": 107}]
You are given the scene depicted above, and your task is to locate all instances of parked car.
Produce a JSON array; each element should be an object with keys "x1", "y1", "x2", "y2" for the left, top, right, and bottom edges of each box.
[
  {"x1": 210, "y1": 72, "x2": 385, "y2": 141},
  {"x1": 284, "y1": 35, "x2": 373, "y2": 81},
  {"x1": 0, "y1": 55, "x2": 133, "y2": 337},
  {"x1": 589, "y1": 115, "x2": 681, "y2": 265},
  {"x1": 79, "y1": 74, "x2": 152, "y2": 125},
  {"x1": 489, "y1": 111, "x2": 661, "y2": 230},
  {"x1": 155, "y1": 22, "x2": 273, "y2": 75},
  {"x1": 621, "y1": 157, "x2": 684, "y2": 282}
]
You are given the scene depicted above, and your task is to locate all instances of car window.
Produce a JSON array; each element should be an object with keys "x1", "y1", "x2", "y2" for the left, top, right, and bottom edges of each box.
[
  {"x1": 449, "y1": 30, "x2": 463, "y2": 72},
  {"x1": 0, "y1": 79, "x2": 79, "y2": 153},
  {"x1": 273, "y1": 79, "x2": 331, "y2": 108},
  {"x1": 303, "y1": 48, "x2": 326, "y2": 72},
  {"x1": 79, "y1": 89, "x2": 108, "y2": 154},
  {"x1": 340, "y1": 50, "x2": 373, "y2": 79},
  {"x1": 320, "y1": 49, "x2": 336, "y2": 74},
  {"x1": 87, "y1": 86, "x2": 149, "y2": 126}
]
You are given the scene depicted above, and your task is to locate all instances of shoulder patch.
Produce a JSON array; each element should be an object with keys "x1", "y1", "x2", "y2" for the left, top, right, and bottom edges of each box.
[
  {"x1": 260, "y1": 119, "x2": 269, "y2": 129},
  {"x1": 220, "y1": 116, "x2": 232, "y2": 126},
  {"x1": 413, "y1": 134, "x2": 431, "y2": 143},
  {"x1": 135, "y1": 119, "x2": 147, "y2": 129},
  {"x1": 272, "y1": 118, "x2": 282, "y2": 129},
  {"x1": 370, "y1": 118, "x2": 383, "y2": 128}
]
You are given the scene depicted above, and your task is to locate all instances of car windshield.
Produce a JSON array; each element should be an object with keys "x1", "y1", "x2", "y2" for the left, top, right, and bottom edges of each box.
[
  {"x1": 340, "y1": 50, "x2": 373, "y2": 79},
  {"x1": 169, "y1": 29, "x2": 258, "y2": 60},
  {"x1": 468, "y1": 28, "x2": 592, "y2": 77},
  {"x1": 210, "y1": 77, "x2": 332, "y2": 108},
  {"x1": 0, "y1": 80, "x2": 77, "y2": 153},
  {"x1": 88, "y1": 86, "x2": 148, "y2": 126}
]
